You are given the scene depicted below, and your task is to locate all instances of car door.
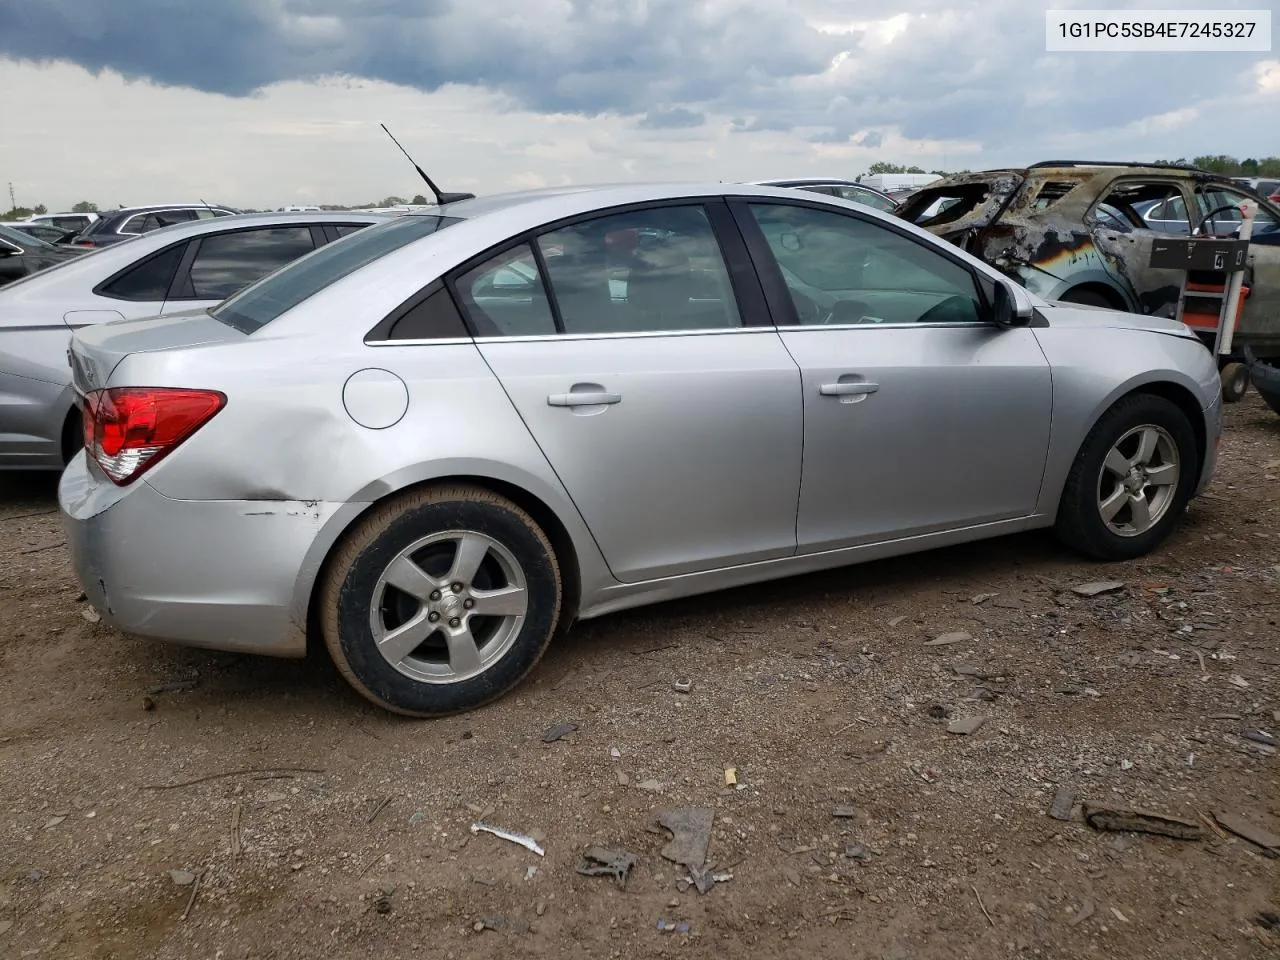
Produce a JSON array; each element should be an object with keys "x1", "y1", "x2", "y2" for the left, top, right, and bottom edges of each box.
[
  {"x1": 159, "y1": 225, "x2": 318, "y2": 314},
  {"x1": 731, "y1": 198, "x2": 1052, "y2": 552},
  {"x1": 1191, "y1": 182, "x2": 1280, "y2": 342},
  {"x1": 1090, "y1": 179, "x2": 1196, "y2": 317},
  {"x1": 457, "y1": 201, "x2": 803, "y2": 583}
]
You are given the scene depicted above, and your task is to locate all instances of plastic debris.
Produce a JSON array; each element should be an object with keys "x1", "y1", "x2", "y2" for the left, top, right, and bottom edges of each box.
[
  {"x1": 659, "y1": 808, "x2": 714, "y2": 869},
  {"x1": 656, "y1": 919, "x2": 691, "y2": 933},
  {"x1": 724, "y1": 767, "x2": 737, "y2": 787},
  {"x1": 470, "y1": 822, "x2": 545, "y2": 857},
  {"x1": 541, "y1": 722, "x2": 578, "y2": 743},
  {"x1": 947, "y1": 716, "x2": 986, "y2": 736},
  {"x1": 1048, "y1": 788, "x2": 1076, "y2": 822},
  {"x1": 926, "y1": 632, "x2": 971, "y2": 647},
  {"x1": 673, "y1": 678, "x2": 693, "y2": 694},
  {"x1": 576, "y1": 847, "x2": 637, "y2": 889},
  {"x1": 1071, "y1": 581, "x2": 1125, "y2": 597},
  {"x1": 1212, "y1": 812, "x2": 1280, "y2": 856},
  {"x1": 1082, "y1": 803, "x2": 1203, "y2": 840}
]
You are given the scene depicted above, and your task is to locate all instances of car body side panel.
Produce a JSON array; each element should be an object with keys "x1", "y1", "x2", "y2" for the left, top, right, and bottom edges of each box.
[
  {"x1": 477, "y1": 330, "x2": 803, "y2": 582},
  {"x1": 779, "y1": 324, "x2": 1052, "y2": 550},
  {"x1": 1030, "y1": 310, "x2": 1222, "y2": 519}
]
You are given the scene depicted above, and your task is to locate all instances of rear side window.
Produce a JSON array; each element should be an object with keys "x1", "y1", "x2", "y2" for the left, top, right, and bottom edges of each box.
[
  {"x1": 453, "y1": 244, "x2": 558, "y2": 337},
  {"x1": 97, "y1": 244, "x2": 186, "y2": 301},
  {"x1": 212, "y1": 215, "x2": 459, "y2": 333},
  {"x1": 334, "y1": 224, "x2": 369, "y2": 237},
  {"x1": 182, "y1": 227, "x2": 315, "y2": 301}
]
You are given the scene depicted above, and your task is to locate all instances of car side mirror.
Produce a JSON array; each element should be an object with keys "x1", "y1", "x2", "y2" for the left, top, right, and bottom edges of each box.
[{"x1": 992, "y1": 280, "x2": 1032, "y2": 328}]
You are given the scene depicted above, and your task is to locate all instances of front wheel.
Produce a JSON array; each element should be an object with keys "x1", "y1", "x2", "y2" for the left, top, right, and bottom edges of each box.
[
  {"x1": 1219, "y1": 362, "x2": 1249, "y2": 404},
  {"x1": 1055, "y1": 394, "x2": 1198, "y2": 561},
  {"x1": 320, "y1": 486, "x2": 562, "y2": 716}
]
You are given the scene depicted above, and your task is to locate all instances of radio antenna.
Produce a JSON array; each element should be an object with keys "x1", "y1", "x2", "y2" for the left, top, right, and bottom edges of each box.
[{"x1": 380, "y1": 123, "x2": 474, "y2": 205}]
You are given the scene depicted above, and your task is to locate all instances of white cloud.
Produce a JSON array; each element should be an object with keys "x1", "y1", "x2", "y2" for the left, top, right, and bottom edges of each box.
[{"x1": 1257, "y1": 59, "x2": 1280, "y2": 95}]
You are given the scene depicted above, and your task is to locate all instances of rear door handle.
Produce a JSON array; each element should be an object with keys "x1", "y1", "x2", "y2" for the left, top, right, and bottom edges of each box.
[
  {"x1": 820, "y1": 381, "x2": 879, "y2": 397},
  {"x1": 548, "y1": 390, "x2": 621, "y2": 407}
]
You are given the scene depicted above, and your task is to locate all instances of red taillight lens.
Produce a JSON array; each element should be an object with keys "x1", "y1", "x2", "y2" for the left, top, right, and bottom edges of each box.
[
  {"x1": 1270, "y1": 192, "x2": 1280, "y2": 204},
  {"x1": 75, "y1": 240, "x2": 95, "y2": 247},
  {"x1": 82, "y1": 387, "x2": 225, "y2": 485}
]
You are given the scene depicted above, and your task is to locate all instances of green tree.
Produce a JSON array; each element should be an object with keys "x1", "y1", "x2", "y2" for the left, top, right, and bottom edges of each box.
[
  {"x1": 33, "y1": 203, "x2": 47, "y2": 215},
  {"x1": 411, "y1": 194, "x2": 428, "y2": 205},
  {"x1": 70, "y1": 200, "x2": 99, "y2": 213},
  {"x1": 2, "y1": 206, "x2": 36, "y2": 219},
  {"x1": 867, "y1": 162, "x2": 908, "y2": 175},
  {"x1": 378, "y1": 195, "x2": 406, "y2": 207}
]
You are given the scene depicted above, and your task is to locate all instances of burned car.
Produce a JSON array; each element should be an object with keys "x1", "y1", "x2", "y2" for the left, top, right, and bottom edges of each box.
[{"x1": 896, "y1": 162, "x2": 1280, "y2": 383}]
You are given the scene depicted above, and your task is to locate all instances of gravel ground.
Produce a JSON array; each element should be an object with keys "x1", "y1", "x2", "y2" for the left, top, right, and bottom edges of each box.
[{"x1": 0, "y1": 394, "x2": 1277, "y2": 960}]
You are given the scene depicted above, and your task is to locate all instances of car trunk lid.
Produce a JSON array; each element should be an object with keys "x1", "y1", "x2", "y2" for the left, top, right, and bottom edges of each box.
[{"x1": 68, "y1": 308, "x2": 245, "y2": 395}]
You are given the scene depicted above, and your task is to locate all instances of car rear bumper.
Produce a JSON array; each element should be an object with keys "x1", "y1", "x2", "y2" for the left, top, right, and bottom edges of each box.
[{"x1": 59, "y1": 455, "x2": 342, "y2": 657}]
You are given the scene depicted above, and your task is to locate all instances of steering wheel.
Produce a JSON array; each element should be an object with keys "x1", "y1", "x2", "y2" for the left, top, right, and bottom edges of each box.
[{"x1": 1194, "y1": 203, "x2": 1240, "y2": 237}]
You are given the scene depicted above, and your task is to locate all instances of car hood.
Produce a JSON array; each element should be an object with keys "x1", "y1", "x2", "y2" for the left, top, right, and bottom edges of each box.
[{"x1": 1041, "y1": 300, "x2": 1197, "y2": 339}]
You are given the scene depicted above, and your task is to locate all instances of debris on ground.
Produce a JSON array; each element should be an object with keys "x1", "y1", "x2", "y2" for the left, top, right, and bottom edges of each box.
[
  {"x1": 1211, "y1": 812, "x2": 1280, "y2": 856},
  {"x1": 148, "y1": 679, "x2": 198, "y2": 694},
  {"x1": 1082, "y1": 803, "x2": 1203, "y2": 840},
  {"x1": 658, "y1": 808, "x2": 714, "y2": 869},
  {"x1": 576, "y1": 846, "x2": 637, "y2": 889},
  {"x1": 971, "y1": 593, "x2": 998, "y2": 604},
  {"x1": 168, "y1": 869, "x2": 196, "y2": 886},
  {"x1": 947, "y1": 716, "x2": 986, "y2": 736},
  {"x1": 470, "y1": 822, "x2": 546, "y2": 857},
  {"x1": 1068, "y1": 900, "x2": 1095, "y2": 927},
  {"x1": 636, "y1": 779, "x2": 664, "y2": 793},
  {"x1": 925, "y1": 632, "x2": 971, "y2": 647},
  {"x1": 887, "y1": 616, "x2": 908, "y2": 627},
  {"x1": 832, "y1": 805, "x2": 857, "y2": 818},
  {"x1": 673, "y1": 678, "x2": 693, "y2": 694},
  {"x1": 656, "y1": 919, "x2": 691, "y2": 933},
  {"x1": 1048, "y1": 788, "x2": 1075, "y2": 822},
  {"x1": 541, "y1": 722, "x2": 579, "y2": 743},
  {"x1": 844, "y1": 843, "x2": 871, "y2": 861},
  {"x1": 951, "y1": 663, "x2": 1004, "y2": 680},
  {"x1": 1071, "y1": 581, "x2": 1125, "y2": 597},
  {"x1": 1255, "y1": 912, "x2": 1280, "y2": 931},
  {"x1": 1241, "y1": 730, "x2": 1277, "y2": 747},
  {"x1": 373, "y1": 886, "x2": 394, "y2": 914},
  {"x1": 476, "y1": 915, "x2": 531, "y2": 935},
  {"x1": 688, "y1": 863, "x2": 733, "y2": 894},
  {"x1": 724, "y1": 767, "x2": 737, "y2": 786},
  {"x1": 81, "y1": 608, "x2": 100, "y2": 623}
]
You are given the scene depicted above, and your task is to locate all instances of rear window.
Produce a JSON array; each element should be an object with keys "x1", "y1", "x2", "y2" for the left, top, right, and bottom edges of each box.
[
  {"x1": 212, "y1": 215, "x2": 460, "y2": 333},
  {"x1": 897, "y1": 183, "x2": 993, "y2": 227}
]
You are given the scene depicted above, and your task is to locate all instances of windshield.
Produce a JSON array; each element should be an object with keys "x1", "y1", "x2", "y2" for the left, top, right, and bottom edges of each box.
[
  {"x1": 212, "y1": 214, "x2": 461, "y2": 333},
  {"x1": 0, "y1": 223, "x2": 57, "y2": 250}
]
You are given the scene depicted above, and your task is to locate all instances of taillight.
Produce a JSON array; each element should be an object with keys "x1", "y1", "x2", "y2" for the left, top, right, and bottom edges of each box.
[
  {"x1": 82, "y1": 387, "x2": 225, "y2": 485},
  {"x1": 74, "y1": 240, "x2": 95, "y2": 247}
]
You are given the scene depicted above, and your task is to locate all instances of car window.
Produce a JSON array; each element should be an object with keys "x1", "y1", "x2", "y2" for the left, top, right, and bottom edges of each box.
[
  {"x1": 747, "y1": 203, "x2": 984, "y2": 325},
  {"x1": 334, "y1": 223, "x2": 369, "y2": 237},
  {"x1": 454, "y1": 244, "x2": 558, "y2": 337},
  {"x1": 97, "y1": 243, "x2": 186, "y2": 301},
  {"x1": 797, "y1": 186, "x2": 836, "y2": 196},
  {"x1": 1094, "y1": 180, "x2": 1188, "y2": 233},
  {"x1": 127, "y1": 210, "x2": 199, "y2": 234},
  {"x1": 534, "y1": 205, "x2": 741, "y2": 335},
  {"x1": 0, "y1": 223, "x2": 45, "y2": 250},
  {"x1": 1195, "y1": 185, "x2": 1277, "y2": 232},
  {"x1": 1094, "y1": 203, "x2": 1132, "y2": 232},
  {"x1": 212, "y1": 214, "x2": 459, "y2": 334},
  {"x1": 833, "y1": 186, "x2": 897, "y2": 212},
  {"x1": 182, "y1": 227, "x2": 316, "y2": 301}
]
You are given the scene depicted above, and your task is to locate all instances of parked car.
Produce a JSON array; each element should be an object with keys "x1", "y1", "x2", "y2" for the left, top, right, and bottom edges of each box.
[
  {"x1": 25, "y1": 211, "x2": 101, "y2": 235},
  {"x1": 0, "y1": 211, "x2": 384, "y2": 469},
  {"x1": 61, "y1": 182, "x2": 1222, "y2": 717},
  {"x1": 0, "y1": 224, "x2": 85, "y2": 287},
  {"x1": 6, "y1": 221, "x2": 81, "y2": 245},
  {"x1": 895, "y1": 161, "x2": 1280, "y2": 363},
  {"x1": 1234, "y1": 177, "x2": 1280, "y2": 204},
  {"x1": 753, "y1": 178, "x2": 898, "y2": 212},
  {"x1": 69, "y1": 203, "x2": 239, "y2": 248}
]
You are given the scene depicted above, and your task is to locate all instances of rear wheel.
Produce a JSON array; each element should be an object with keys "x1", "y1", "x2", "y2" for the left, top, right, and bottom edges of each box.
[
  {"x1": 1055, "y1": 394, "x2": 1198, "y2": 561},
  {"x1": 320, "y1": 486, "x2": 562, "y2": 716},
  {"x1": 1219, "y1": 362, "x2": 1249, "y2": 403}
]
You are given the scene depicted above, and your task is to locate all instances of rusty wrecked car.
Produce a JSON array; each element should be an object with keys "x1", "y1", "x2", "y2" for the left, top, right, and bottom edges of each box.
[{"x1": 896, "y1": 161, "x2": 1280, "y2": 398}]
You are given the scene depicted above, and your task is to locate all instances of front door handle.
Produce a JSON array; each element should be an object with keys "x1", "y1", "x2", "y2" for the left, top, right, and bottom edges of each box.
[
  {"x1": 820, "y1": 381, "x2": 879, "y2": 397},
  {"x1": 548, "y1": 390, "x2": 621, "y2": 407}
]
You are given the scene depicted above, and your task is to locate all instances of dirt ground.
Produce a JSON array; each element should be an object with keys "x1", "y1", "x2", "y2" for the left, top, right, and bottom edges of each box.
[{"x1": 0, "y1": 396, "x2": 1277, "y2": 960}]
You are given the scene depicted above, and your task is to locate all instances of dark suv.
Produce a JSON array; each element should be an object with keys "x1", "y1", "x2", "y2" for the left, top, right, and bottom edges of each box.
[{"x1": 70, "y1": 203, "x2": 238, "y2": 248}]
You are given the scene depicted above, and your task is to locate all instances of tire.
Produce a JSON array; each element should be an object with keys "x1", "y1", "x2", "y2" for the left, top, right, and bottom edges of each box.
[
  {"x1": 1055, "y1": 394, "x2": 1198, "y2": 561},
  {"x1": 320, "y1": 485, "x2": 562, "y2": 717},
  {"x1": 1219, "y1": 362, "x2": 1249, "y2": 404},
  {"x1": 1058, "y1": 287, "x2": 1115, "y2": 309}
]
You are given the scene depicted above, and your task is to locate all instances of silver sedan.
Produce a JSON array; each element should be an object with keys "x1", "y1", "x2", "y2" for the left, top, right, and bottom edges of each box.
[
  {"x1": 59, "y1": 183, "x2": 1222, "y2": 716},
  {"x1": 0, "y1": 211, "x2": 383, "y2": 470}
]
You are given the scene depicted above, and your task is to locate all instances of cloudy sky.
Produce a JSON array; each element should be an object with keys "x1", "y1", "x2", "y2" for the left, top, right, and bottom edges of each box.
[{"x1": 1, "y1": 0, "x2": 1277, "y2": 210}]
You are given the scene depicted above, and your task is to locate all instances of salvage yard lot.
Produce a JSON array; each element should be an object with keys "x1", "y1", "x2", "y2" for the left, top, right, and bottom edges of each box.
[{"x1": 1, "y1": 398, "x2": 1277, "y2": 960}]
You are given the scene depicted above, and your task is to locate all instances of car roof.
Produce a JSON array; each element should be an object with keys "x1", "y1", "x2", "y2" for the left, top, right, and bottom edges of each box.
[
  {"x1": 104, "y1": 203, "x2": 239, "y2": 214},
  {"x1": 752, "y1": 178, "x2": 892, "y2": 194}
]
